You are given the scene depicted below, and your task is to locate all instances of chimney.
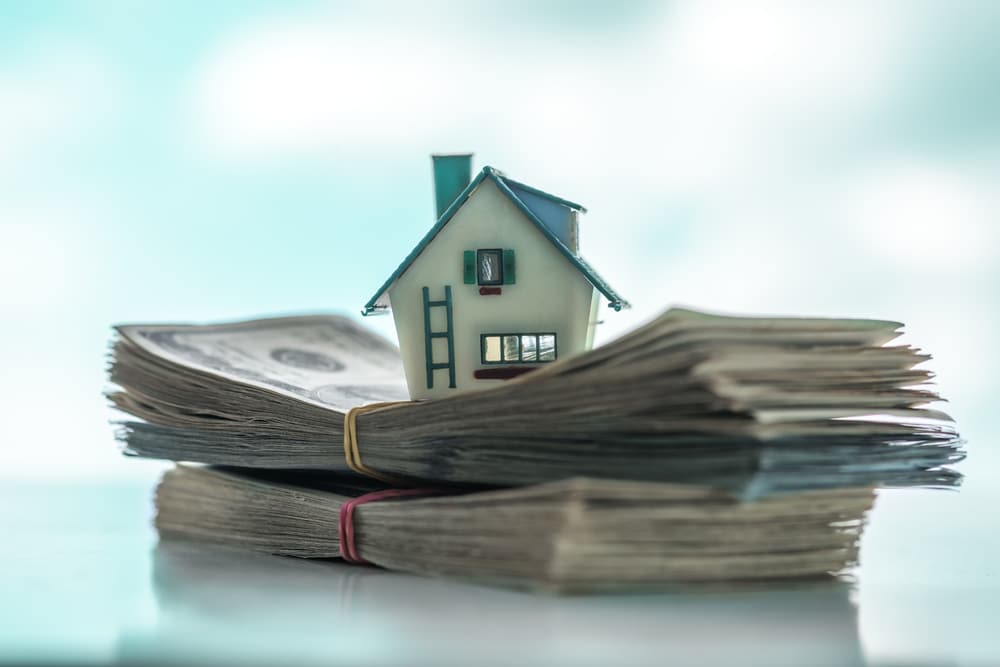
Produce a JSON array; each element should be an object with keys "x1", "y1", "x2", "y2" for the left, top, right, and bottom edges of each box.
[{"x1": 431, "y1": 153, "x2": 473, "y2": 220}]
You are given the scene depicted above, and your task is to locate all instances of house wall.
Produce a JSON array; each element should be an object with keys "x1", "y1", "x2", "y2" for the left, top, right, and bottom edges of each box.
[{"x1": 388, "y1": 178, "x2": 600, "y2": 400}]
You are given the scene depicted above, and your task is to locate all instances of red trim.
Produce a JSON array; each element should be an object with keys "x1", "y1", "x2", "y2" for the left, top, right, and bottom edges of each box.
[
  {"x1": 479, "y1": 286, "x2": 502, "y2": 296},
  {"x1": 474, "y1": 367, "x2": 537, "y2": 380}
]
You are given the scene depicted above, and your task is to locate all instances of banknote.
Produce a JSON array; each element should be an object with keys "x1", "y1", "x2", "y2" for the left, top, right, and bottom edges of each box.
[
  {"x1": 116, "y1": 315, "x2": 408, "y2": 411},
  {"x1": 108, "y1": 307, "x2": 964, "y2": 489},
  {"x1": 155, "y1": 465, "x2": 877, "y2": 592}
]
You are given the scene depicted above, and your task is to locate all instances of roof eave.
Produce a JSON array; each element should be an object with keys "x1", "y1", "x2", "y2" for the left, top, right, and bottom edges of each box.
[
  {"x1": 361, "y1": 167, "x2": 495, "y2": 315},
  {"x1": 490, "y1": 173, "x2": 629, "y2": 310},
  {"x1": 498, "y1": 175, "x2": 588, "y2": 213}
]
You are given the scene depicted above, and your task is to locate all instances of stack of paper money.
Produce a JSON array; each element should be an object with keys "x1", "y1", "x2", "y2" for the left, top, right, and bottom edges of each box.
[
  {"x1": 107, "y1": 307, "x2": 963, "y2": 589},
  {"x1": 155, "y1": 465, "x2": 875, "y2": 592}
]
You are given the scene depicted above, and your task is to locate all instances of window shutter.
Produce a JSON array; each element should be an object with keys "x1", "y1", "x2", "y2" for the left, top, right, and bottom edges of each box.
[
  {"x1": 463, "y1": 250, "x2": 475, "y2": 284},
  {"x1": 502, "y1": 249, "x2": 516, "y2": 284}
]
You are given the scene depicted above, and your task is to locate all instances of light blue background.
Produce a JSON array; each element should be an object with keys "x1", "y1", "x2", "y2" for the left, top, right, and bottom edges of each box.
[{"x1": 0, "y1": 2, "x2": 998, "y2": 664}]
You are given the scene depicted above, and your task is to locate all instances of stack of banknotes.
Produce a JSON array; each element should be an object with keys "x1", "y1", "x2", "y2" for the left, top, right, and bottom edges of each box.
[{"x1": 107, "y1": 307, "x2": 963, "y2": 591}]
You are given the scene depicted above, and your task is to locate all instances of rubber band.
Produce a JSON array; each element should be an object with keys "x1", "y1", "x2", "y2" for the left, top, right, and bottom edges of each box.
[
  {"x1": 337, "y1": 488, "x2": 440, "y2": 564},
  {"x1": 343, "y1": 401, "x2": 415, "y2": 484}
]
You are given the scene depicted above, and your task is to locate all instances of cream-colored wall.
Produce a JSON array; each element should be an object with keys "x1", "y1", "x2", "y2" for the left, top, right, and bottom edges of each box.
[{"x1": 388, "y1": 178, "x2": 599, "y2": 400}]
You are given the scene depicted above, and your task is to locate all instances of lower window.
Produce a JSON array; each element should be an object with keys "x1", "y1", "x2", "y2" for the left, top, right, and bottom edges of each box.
[{"x1": 481, "y1": 333, "x2": 556, "y2": 364}]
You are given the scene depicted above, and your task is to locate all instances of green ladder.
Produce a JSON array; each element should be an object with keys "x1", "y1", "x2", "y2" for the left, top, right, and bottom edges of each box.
[{"x1": 422, "y1": 285, "x2": 456, "y2": 389}]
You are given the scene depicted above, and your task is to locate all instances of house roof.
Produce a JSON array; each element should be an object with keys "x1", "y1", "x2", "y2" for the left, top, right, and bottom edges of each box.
[{"x1": 362, "y1": 166, "x2": 629, "y2": 315}]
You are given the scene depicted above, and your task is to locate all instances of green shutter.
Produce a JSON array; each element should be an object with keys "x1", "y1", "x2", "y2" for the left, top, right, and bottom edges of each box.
[
  {"x1": 503, "y1": 249, "x2": 516, "y2": 284},
  {"x1": 463, "y1": 250, "x2": 475, "y2": 284}
]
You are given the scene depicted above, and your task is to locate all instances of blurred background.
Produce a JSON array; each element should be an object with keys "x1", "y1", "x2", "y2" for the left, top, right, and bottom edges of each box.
[
  {"x1": 1, "y1": 0, "x2": 997, "y2": 482},
  {"x1": 1, "y1": 2, "x2": 999, "y2": 664}
]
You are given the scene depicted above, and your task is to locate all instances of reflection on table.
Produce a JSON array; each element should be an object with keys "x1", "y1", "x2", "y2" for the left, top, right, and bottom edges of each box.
[{"x1": 115, "y1": 540, "x2": 867, "y2": 666}]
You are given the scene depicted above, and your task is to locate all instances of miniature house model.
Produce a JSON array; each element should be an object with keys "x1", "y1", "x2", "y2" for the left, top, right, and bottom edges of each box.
[{"x1": 363, "y1": 154, "x2": 628, "y2": 400}]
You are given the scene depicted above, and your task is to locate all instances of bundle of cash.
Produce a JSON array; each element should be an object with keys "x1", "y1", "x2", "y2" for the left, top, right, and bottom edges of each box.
[
  {"x1": 155, "y1": 465, "x2": 876, "y2": 592},
  {"x1": 109, "y1": 307, "x2": 962, "y2": 490},
  {"x1": 107, "y1": 306, "x2": 963, "y2": 589}
]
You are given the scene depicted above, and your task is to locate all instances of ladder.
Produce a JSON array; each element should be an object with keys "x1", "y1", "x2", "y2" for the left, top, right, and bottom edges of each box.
[{"x1": 422, "y1": 285, "x2": 456, "y2": 389}]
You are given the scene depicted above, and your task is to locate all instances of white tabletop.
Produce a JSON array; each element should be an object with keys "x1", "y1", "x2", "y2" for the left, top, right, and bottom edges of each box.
[{"x1": 2, "y1": 459, "x2": 997, "y2": 667}]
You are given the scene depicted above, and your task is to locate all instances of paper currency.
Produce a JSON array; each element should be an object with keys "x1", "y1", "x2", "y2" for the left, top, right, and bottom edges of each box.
[
  {"x1": 109, "y1": 307, "x2": 963, "y2": 490},
  {"x1": 155, "y1": 465, "x2": 876, "y2": 592}
]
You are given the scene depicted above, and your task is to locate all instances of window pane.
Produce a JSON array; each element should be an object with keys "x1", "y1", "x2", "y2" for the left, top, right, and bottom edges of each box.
[
  {"x1": 483, "y1": 336, "x2": 501, "y2": 362},
  {"x1": 538, "y1": 334, "x2": 556, "y2": 361},
  {"x1": 521, "y1": 335, "x2": 537, "y2": 361},
  {"x1": 477, "y1": 250, "x2": 502, "y2": 284},
  {"x1": 502, "y1": 335, "x2": 520, "y2": 362}
]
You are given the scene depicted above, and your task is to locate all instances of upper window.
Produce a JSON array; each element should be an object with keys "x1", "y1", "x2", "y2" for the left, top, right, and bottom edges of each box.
[
  {"x1": 464, "y1": 249, "x2": 516, "y2": 285},
  {"x1": 477, "y1": 249, "x2": 503, "y2": 285}
]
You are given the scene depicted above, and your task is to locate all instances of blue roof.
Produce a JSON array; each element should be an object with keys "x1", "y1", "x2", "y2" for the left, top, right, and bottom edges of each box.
[{"x1": 363, "y1": 166, "x2": 629, "y2": 315}]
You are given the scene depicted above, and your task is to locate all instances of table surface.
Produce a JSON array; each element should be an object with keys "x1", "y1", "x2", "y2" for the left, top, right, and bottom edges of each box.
[{"x1": 2, "y1": 458, "x2": 998, "y2": 667}]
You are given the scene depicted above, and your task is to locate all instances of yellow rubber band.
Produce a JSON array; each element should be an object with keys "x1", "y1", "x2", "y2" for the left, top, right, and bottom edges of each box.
[{"x1": 343, "y1": 401, "x2": 415, "y2": 484}]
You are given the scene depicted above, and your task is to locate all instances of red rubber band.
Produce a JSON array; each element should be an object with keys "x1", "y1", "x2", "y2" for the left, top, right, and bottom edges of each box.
[{"x1": 337, "y1": 488, "x2": 439, "y2": 564}]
